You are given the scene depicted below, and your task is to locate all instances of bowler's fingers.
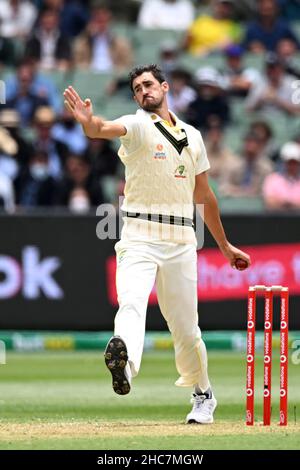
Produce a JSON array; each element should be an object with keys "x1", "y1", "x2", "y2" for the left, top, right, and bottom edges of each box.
[
  {"x1": 63, "y1": 89, "x2": 77, "y2": 107},
  {"x1": 64, "y1": 100, "x2": 75, "y2": 114},
  {"x1": 66, "y1": 86, "x2": 83, "y2": 107},
  {"x1": 68, "y1": 86, "x2": 82, "y2": 102}
]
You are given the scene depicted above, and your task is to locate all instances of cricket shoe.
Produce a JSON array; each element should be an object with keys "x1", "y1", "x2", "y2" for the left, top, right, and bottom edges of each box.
[
  {"x1": 104, "y1": 336, "x2": 131, "y2": 395},
  {"x1": 186, "y1": 392, "x2": 217, "y2": 424}
]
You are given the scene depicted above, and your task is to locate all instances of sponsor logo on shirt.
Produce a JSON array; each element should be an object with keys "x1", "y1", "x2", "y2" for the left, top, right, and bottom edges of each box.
[
  {"x1": 153, "y1": 143, "x2": 167, "y2": 160},
  {"x1": 174, "y1": 165, "x2": 187, "y2": 179}
]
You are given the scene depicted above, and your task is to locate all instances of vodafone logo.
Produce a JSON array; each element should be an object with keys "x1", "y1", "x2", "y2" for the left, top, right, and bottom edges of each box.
[
  {"x1": 264, "y1": 321, "x2": 272, "y2": 330},
  {"x1": 246, "y1": 389, "x2": 253, "y2": 397},
  {"x1": 280, "y1": 321, "x2": 287, "y2": 329},
  {"x1": 247, "y1": 354, "x2": 254, "y2": 363},
  {"x1": 247, "y1": 320, "x2": 254, "y2": 329},
  {"x1": 264, "y1": 355, "x2": 271, "y2": 364},
  {"x1": 280, "y1": 389, "x2": 287, "y2": 397},
  {"x1": 280, "y1": 355, "x2": 287, "y2": 363},
  {"x1": 263, "y1": 390, "x2": 270, "y2": 398}
]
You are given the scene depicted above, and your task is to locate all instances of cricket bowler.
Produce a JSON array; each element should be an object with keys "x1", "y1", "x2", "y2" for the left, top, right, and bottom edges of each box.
[{"x1": 63, "y1": 64, "x2": 251, "y2": 424}]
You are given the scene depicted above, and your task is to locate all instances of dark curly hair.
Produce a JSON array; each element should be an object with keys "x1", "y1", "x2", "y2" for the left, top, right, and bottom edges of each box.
[{"x1": 129, "y1": 64, "x2": 166, "y2": 92}]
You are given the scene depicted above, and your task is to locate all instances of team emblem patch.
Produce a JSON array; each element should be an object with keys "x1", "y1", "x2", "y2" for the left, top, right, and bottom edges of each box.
[{"x1": 174, "y1": 165, "x2": 187, "y2": 178}]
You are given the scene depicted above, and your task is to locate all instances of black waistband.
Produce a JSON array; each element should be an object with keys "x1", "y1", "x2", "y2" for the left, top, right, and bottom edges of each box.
[{"x1": 122, "y1": 211, "x2": 194, "y2": 228}]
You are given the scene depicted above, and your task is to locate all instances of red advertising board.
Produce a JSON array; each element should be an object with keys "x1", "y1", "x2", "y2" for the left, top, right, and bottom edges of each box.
[{"x1": 107, "y1": 243, "x2": 300, "y2": 305}]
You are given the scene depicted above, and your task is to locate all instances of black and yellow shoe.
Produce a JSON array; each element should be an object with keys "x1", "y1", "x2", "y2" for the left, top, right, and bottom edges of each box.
[{"x1": 104, "y1": 336, "x2": 131, "y2": 395}]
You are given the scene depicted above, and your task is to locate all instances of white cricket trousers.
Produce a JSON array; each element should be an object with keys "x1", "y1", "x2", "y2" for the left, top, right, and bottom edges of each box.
[{"x1": 114, "y1": 239, "x2": 210, "y2": 391}]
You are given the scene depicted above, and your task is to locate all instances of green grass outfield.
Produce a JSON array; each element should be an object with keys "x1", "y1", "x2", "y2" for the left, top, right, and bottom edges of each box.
[{"x1": 0, "y1": 350, "x2": 299, "y2": 450}]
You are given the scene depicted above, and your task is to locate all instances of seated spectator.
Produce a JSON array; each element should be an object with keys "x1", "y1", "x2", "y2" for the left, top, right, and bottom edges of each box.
[
  {"x1": 43, "y1": 0, "x2": 89, "y2": 38},
  {"x1": 0, "y1": 35, "x2": 18, "y2": 67},
  {"x1": 279, "y1": 0, "x2": 300, "y2": 20},
  {"x1": 51, "y1": 108, "x2": 88, "y2": 160},
  {"x1": 0, "y1": 125, "x2": 19, "y2": 182},
  {"x1": 14, "y1": 150, "x2": 58, "y2": 207},
  {"x1": 5, "y1": 59, "x2": 62, "y2": 115},
  {"x1": 32, "y1": 106, "x2": 62, "y2": 180},
  {"x1": 68, "y1": 187, "x2": 92, "y2": 213},
  {"x1": 0, "y1": 169, "x2": 15, "y2": 212},
  {"x1": 167, "y1": 68, "x2": 196, "y2": 116},
  {"x1": 222, "y1": 44, "x2": 261, "y2": 97},
  {"x1": 246, "y1": 53, "x2": 300, "y2": 116},
  {"x1": 55, "y1": 154, "x2": 104, "y2": 207},
  {"x1": 138, "y1": 0, "x2": 195, "y2": 30},
  {"x1": 85, "y1": 138, "x2": 119, "y2": 179},
  {"x1": 219, "y1": 131, "x2": 273, "y2": 197},
  {"x1": 276, "y1": 38, "x2": 300, "y2": 79},
  {"x1": 249, "y1": 120, "x2": 277, "y2": 161},
  {"x1": 25, "y1": 8, "x2": 72, "y2": 71},
  {"x1": 5, "y1": 62, "x2": 50, "y2": 127},
  {"x1": 159, "y1": 40, "x2": 180, "y2": 78},
  {"x1": 243, "y1": 0, "x2": 300, "y2": 53},
  {"x1": 73, "y1": 6, "x2": 133, "y2": 72},
  {"x1": 185, "y1": 67, "x2": 230, "y2": 131},
  {"x1": 106, "y1": 39, "x2": 181, "y2": 97},
  {"x1": 0, "y1": 109, "x2": 33, "y2": 169},
  {"x1": 203, "y1": 121, "x2": 240, "y2": 184},
  {"x1": 184, "y1": 0, "x2": 242, "y2": 56},
  {"x1": 0, "y1": 0, "x2": 37, "y2": 38},
  {"x1": 263, "y1": 141, "x2": 300, "y2": 209}
]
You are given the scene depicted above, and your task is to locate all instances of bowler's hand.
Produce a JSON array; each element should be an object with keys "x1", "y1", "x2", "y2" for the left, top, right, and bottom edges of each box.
[
  {"x1": 63, "y1": 86, "x2": 93, "y2": 126},
  {"x1": 219, "y1": 242, "x2": 251, "y2": 270}
]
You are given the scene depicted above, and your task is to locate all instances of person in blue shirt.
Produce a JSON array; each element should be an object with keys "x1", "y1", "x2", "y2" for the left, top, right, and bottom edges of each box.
[{"x1": 243, "y1": 0, "x2": 300, "y2": 53}]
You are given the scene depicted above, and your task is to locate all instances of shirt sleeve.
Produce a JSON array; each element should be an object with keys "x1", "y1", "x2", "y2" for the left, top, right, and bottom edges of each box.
[
  {"x1": 114, "y1": 114, "x2": 144, "y2": 154},
  {"x1": 195, "y1": 130, "x2": 210, "y2": 175}
]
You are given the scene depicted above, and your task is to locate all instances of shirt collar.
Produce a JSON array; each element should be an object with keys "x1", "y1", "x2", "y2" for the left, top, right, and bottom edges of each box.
[{"x1": 138, "y1": 108, "x2": 179, "y2": 126}]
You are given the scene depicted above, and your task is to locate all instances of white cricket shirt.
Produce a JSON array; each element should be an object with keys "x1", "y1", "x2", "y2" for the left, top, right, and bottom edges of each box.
[{"x1": 116, "y1": 109, "x2": 210, "y2": 244}]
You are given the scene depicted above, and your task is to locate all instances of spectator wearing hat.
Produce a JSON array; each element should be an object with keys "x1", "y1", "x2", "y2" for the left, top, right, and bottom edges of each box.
[
  {"x1": 159, "y1": 40, "x2": 181, "y2": 78},
  {"x1": 243, "y1": 0, "x2": 300, "y2": 53},
  {"x1": 219, "y1": 131, "x2": 273, "y2": 197},
  {"x1": 0, "y1": 108, "x2": 33, "y2": 169},
  {"x1": 184, "y1": 0, "x2": 242, "y2": 56},
  {"x1": 185, "y1": 67, "x2": 230, "y2": 131},
  {"x1": 0, "y1": 0, "x2": 37, "y2": 39},
  {"x1": 263, "y1": 141, "x2": 300, "y2": 209},
  {"x1": 73, "y1": 6, "x2": 133, "y2": 72},
  {"x1": 222, "y1": 44, "x2": 261, "y2": 97},
  {"x1": 138, "y1": 0, "x2": 195, "y2": 30},
  {"x1": 25, "y1": 8, "x2": 72, "y2": 71},
  {"x1": 14, "y1": 150, "x2": 58, "y2": 207},
  {"x1": 246, "y1": 53, "x2": 300, "y2": 116}
]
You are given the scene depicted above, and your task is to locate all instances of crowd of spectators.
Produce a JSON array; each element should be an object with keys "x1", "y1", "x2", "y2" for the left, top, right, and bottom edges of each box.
[{"x1": 0, "y1": 0, "x2": 300, "y2": 213}]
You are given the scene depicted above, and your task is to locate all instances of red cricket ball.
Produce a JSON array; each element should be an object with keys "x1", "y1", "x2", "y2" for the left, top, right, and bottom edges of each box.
[{"x1": 235, "y1": 258, "x2": 249, "y2": 270}]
